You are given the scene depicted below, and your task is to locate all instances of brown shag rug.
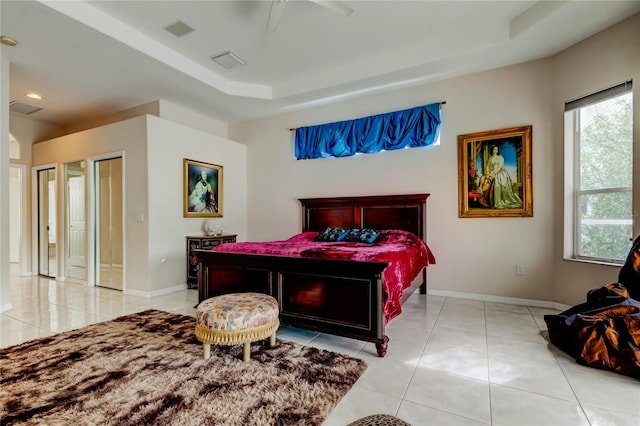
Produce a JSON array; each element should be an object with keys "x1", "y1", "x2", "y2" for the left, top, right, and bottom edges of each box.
[{"x1": 0, "y1": 309, "x2": 367, "y2": 426}]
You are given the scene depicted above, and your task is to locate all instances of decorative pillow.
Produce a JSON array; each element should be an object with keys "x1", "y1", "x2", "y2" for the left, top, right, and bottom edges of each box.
[
  {"x1": 342, "y1": 228, "x2": 381, "y2": 244},
  {"x1": 315, "y1": 227, "x2": 350, "y2": 242}
]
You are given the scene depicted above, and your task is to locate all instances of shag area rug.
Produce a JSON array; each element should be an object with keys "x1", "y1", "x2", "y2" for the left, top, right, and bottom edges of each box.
[{"x1": 0, "y1": 309, "x2": 367, "y2": 426}]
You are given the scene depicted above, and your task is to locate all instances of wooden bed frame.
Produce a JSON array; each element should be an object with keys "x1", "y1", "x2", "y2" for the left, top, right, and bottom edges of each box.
[{"x1": 195, "y1": 193, "x2": 430, "y2": 357}]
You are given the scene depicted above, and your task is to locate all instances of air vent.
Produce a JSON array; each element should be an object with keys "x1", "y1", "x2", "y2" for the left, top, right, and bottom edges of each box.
[
  {"x1": 164, "y1": 20, "x2": 194, "y2": 38},
  {"x1": 9, "y1": 101, "x2": 42, "y2": 115},
  {"x1": 211, "y1": 51, "x2": 246, "y2": 69}
]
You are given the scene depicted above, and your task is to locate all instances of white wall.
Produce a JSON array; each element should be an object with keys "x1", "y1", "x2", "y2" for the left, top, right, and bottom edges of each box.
[
  {"x1": 10, "y1": 113, "x2": 66, "y2": 143},
  {"x1": 31, "y1": 114, "x2": 247, "y2": 296},
  {"x1": 230, "y1": 14, "x2": 639, "y2": 306},
  {"x1": 550, "y1": 13, "x2": 640, "y2": 303},
  {"x1": 65, "y1": 101, "x2": 160, "y2": 135},
  {"x1": 65, "y1": 99, "x2": 229, "y2": 140},
  {"x1": 146, "y1": 115, "x2": 247, "y2": 293},
  {"x1": 32, "y1": 116, "x2": 150, "y2": 292},
  {"x1": 157, "y1": 100, "x2": 228, "y2": 139},
  {"x1": 230, "y1": 58, "x2": 557, "y2": 304}
]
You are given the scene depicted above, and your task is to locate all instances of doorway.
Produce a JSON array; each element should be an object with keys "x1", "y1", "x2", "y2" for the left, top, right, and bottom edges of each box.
[
  {"x1": 9, "y1": 164, "x2": 27, "y2": 277},
  {"x1": 95, "y1": 157, "x2": 123, "y2": 290},
  {"x1": 65, "y1": 161, "x2": 86, "y2": 281},
  {"x1": 37, "y1": 168, "x2": 56, "y2": 277}
]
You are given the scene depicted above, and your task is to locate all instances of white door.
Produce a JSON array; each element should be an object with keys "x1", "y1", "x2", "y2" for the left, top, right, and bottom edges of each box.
[{"x1": 68, "y1": 174, "x2": 85, "y2": 275}]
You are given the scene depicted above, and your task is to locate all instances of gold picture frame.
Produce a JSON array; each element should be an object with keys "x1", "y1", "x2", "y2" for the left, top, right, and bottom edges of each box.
[
  {"x1": 457, "y1": 125, "x2": 533, "y2": 218},
  {"x1": 183, "y1": 159, "x2": 223, "y2": 217}
]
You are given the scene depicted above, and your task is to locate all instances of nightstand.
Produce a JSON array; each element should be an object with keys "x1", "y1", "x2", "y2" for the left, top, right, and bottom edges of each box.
[{"x1": 186, "y1": 234, "x2": 237, "y2": 289}]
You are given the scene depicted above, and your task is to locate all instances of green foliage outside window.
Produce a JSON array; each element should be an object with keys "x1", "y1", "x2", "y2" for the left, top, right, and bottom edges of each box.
[{"x1": 577, "y1": 93, "x2": 633, "y2": 262}]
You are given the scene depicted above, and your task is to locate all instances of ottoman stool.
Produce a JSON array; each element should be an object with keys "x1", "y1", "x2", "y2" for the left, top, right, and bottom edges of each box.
[
  {"x1": 195, "y1": 292, "x2": 279, "y2": 362},
  {"x1": 347, "y1": 414, "x2": 411, "y2": 426}
]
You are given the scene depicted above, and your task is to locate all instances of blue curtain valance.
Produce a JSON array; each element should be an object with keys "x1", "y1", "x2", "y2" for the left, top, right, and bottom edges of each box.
[{"x1": 294, "y1": 102, "x2": 441, "y2": 160}]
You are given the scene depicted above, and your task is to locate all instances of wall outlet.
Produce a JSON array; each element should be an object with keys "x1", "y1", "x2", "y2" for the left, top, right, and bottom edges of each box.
[{"x1": 516, "y1": 264, "x2": 525, "y2": 275}]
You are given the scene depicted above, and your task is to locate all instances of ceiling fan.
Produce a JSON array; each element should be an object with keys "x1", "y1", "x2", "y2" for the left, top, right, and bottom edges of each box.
[{"x1": 267, "y1": 0, "x2": 354, "y2": 32}]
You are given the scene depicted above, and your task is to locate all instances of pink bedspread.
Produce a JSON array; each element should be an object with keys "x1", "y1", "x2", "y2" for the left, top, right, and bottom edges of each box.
[{"x1": 212, "y1": 229, "x2": 436, "y2": 323}]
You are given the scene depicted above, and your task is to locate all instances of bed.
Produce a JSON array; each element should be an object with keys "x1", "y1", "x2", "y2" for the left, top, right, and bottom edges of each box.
[{"x1": 195, "y1": 193, "x2": 434, "y2": 356}]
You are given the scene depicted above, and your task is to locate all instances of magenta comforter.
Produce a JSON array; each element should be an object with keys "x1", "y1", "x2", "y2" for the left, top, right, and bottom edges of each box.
[{"x1": 212, "y1": 229, "x2": 435, "y2": 322}]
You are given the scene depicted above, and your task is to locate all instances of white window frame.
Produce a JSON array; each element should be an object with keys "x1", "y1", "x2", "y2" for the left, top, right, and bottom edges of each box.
[{"x1": 563, "y1": 81, "x2": 633, "y2": 265}]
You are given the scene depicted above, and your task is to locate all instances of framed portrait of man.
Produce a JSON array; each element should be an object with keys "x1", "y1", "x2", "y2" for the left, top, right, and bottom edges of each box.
[{"x1": 183, "y1": 159, "x2": 223, "y2": 217}]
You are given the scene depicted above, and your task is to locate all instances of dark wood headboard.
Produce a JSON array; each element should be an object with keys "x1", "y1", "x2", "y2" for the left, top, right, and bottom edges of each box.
[{"x1": 299, "y1": 194, "x2": 430, "y2": 242}]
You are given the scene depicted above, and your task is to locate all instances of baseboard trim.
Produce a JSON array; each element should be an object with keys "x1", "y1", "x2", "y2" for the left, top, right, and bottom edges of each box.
[
  {"x1": 427, "y1": 289, "x2": 572, "y2": 311},
  {"x1": 125, "y1": 284, "x2": 188, "y2": 298}
]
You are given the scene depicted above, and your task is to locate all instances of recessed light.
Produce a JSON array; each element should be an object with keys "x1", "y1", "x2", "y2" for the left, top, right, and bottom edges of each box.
[
  {"x1": 26, "y1": 93, "x2": 43, "y2": 100},
  {"x1": 0, "y1": 36, "x2": 17, "y2": 46}
]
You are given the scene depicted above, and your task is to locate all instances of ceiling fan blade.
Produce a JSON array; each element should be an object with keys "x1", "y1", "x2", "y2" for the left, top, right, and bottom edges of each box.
[
  {"x1": 308, "y1": 0, "x2": 354, "y2": 17},
  {"x1": 267, "y1": 0, "x2": 287, "y2": 32}
]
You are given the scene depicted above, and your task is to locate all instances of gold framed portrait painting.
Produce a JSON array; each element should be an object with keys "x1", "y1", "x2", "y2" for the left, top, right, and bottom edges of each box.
[
  {"x1": 183, "y1": 159, "x2": 223, "y2": 218},
  {"x1": 457, "y1": 125, "x2": 533, "y2": 218}
]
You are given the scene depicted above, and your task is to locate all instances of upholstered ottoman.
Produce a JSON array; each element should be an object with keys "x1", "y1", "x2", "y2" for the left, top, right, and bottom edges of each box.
[
  {"x1": 195, "y1": 292, "x2": 279, "y2": 362},
  {"x1": 347, "y1": 414, "x2": 411, "y2": 426}
]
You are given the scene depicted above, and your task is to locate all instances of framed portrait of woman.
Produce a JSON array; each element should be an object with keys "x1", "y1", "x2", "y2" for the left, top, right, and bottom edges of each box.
[
  {"x1": 457, "y1": 125, "x2": 532, "y2": 218},
  {"x1": 183, "y1": 159, "x2": 223, "y2": 217}
]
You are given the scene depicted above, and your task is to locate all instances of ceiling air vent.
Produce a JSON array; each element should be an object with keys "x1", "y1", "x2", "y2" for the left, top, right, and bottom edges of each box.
[
  {"x1": 164, "y1": 20, "x2": 195, "y2": 38},
  {"x1": 211, "y1": 51, "x2": 246, "y2": 69},
  {"x1": 9, "y1": 100, "x2": 42, "y2": 115}
]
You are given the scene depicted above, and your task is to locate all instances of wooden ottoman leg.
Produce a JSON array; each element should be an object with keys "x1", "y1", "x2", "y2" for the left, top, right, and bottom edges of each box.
[
  {"x1": 270, "y1": 333, "x2": 276, "y2": 347},
  {"x1": 243, "y1": 341, "x2": 250, "y2": 362},
  {"x1": 203, "y1": 343, "x2": 211, "y2": 360}
]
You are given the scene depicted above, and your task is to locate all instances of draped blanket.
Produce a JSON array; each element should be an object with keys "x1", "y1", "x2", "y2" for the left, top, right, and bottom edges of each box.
[
  {"x1": 544, "y1": 236, "x2": 640, "y2": 379},
  {"x1": 213, "y1": 230, "x2": 435, "y2": 323}
]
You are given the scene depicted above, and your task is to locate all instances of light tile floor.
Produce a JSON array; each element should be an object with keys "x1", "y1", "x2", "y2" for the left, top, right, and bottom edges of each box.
[{"x1": 2, "y1": 267, "x2": 639, "y2": 426}]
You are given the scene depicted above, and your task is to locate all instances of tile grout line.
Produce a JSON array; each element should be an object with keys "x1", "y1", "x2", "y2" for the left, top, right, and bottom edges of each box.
[
  {"x1": 484, "y1": 301, "x2": 494, "y2": 426},
  {"x1": 388, "y1": 294, "x2": 444, "y2": 418},
  {"x1": 527, "y1": 306, "x2": 593, "y2": 426},
  {"x1": 398, "y1": 295, "x2": 442, "y2": 405}
]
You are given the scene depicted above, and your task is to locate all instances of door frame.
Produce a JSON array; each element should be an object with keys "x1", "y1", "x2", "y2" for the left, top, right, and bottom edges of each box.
[
  {"x1": 31, "y1": 163, "x2": 60, "y2": 279},
  {"x1": 88, "y1": 151, "x2": 125, "y2": 289},
  {"x1": 9, "y1": 163, "x2": 29, "y2": 276}
]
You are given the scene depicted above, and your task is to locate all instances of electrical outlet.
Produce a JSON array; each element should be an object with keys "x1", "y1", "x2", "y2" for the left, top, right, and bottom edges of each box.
[{"x1": 516, "y1": 264, "x2": 525, "y2": 275}]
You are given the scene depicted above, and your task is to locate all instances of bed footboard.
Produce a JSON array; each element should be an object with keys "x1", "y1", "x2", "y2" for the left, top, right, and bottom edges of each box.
[{"x1": 196, "y1": 250, "x2": 390, "y2": 355}]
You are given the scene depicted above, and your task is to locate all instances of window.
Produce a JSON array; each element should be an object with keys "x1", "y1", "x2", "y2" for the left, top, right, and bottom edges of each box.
[{"x1": 564, "y1": 81, "x2": 633, "y2": 264}]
